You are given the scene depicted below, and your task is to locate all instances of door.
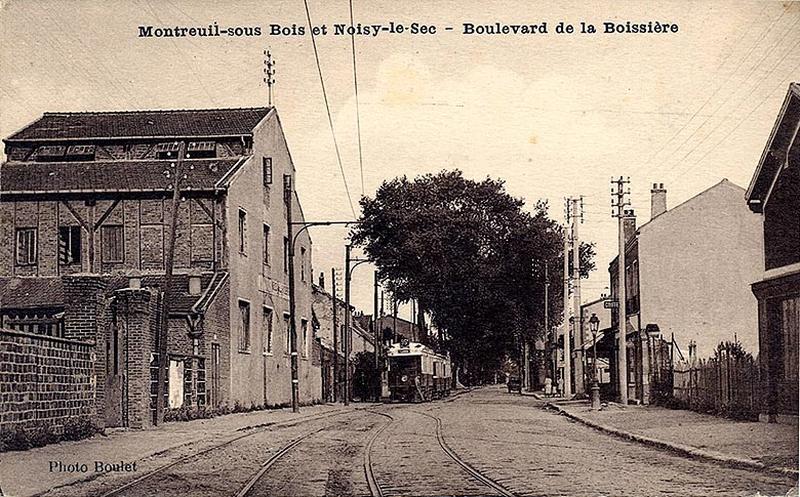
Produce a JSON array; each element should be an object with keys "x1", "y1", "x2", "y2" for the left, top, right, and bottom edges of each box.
[{"x1": 105, "y1": 319, "x2": 124, "y2": 427}]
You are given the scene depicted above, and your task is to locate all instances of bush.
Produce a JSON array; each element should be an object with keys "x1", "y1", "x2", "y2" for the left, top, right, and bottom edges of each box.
[{"x1": 0, "y1": 417, "x2": 100, "y2": 452}]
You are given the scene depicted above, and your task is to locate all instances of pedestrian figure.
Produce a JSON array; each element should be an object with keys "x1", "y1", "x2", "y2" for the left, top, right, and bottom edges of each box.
[
  {"x1": 544, "y1": 376, "x2": 552, "y2": 397},
  {"x1": 557, "y1": 375, "x2": 563, "y2": 397}
]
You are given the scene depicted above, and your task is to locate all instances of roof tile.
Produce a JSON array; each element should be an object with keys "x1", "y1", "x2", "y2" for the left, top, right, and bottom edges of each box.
[{"x1": 6, "y1": 107, "x2": 271, "y2": 141}]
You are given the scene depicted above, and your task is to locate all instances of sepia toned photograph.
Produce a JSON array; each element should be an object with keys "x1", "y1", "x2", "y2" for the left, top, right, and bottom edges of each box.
[{"x1": 0, "y1": 1, "x2": 798, "y2": 496}]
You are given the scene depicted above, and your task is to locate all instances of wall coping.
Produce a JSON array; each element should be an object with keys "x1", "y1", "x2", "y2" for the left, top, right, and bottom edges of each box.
[{"x1": 0, "y1": 327, "x2": 95, "y2": 347}]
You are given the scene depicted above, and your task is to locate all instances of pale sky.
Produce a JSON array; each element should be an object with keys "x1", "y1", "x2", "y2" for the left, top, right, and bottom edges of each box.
[{"x1": 1, "y1": 0, "x2": 798, "y2": 316}]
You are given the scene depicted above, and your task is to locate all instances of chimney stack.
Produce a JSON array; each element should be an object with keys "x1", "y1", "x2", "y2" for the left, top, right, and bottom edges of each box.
[
  {"x1": 650, "y1": 183, "x2": 667, "y2": 220},
  {"x1": 188, "y1": 270, "x2": 202, "y2": 296},
  {"x1": 623, "y1": 209, "x2": 637, "y2": 244}
]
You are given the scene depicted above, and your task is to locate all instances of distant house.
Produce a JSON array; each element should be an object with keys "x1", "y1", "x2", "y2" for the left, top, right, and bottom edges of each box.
[
  {"x1": 0, "y1": 107, "x2": 318, "y2": 429},
  {"x1": 608, "y1": 180, "x2": 763, "y2": 403},
  {"x1": 311, "y1": 276, "x2": 374, "y2": 402},
  {"x1": 745, "y1": 82, "x2": 799, "y2": 423}
]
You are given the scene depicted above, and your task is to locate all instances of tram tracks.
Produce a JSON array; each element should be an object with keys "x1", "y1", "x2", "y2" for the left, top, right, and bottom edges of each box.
[
  {"x1": 97, "y1": 408, "x2": 353, "y2": 497},
  {"x1": 362, "y1": 406, "x2": 517, "y2": 497},
  {"x1": 101, "y1": 403, "x2": 517, "y2": 497}
]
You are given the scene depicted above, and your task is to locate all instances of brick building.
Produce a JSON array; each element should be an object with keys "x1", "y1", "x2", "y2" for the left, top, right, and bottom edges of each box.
[
  {"x1": 0, "y1": 107, "x2": 319, "y2": 428},
  {"x1": 745, "y1": 82, "x2": 799, "y2": 423}
]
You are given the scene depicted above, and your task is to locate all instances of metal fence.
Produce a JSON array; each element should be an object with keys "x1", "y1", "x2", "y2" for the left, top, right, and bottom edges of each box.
[{"x1": 669, "y1": 342, "x2": 759, "y2": 420}]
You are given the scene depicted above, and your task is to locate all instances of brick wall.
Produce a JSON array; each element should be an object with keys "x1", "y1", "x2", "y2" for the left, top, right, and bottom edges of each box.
[{"x1": 0, "y1": 328, "x2": 95, "y2": 431}]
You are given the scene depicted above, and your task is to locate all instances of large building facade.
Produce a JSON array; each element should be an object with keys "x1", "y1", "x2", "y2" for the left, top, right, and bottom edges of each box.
[
  {"x1": 0, "y1": 107, "x2": 319, "y2": 428},
  {"x1": 746, "y1": 83, "x2": 799, "y2": 423},
  {"x1": 608, "y1": 180, "x2": 763, "y2": 403}
]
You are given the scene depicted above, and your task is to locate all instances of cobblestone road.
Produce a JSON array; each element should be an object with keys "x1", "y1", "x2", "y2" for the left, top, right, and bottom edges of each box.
[{"x1": 44, "y1": 388, "x2": 797, "y2": 497}]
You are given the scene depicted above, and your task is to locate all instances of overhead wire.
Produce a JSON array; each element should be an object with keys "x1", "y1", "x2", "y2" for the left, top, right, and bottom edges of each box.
[
  {"x1": 349, "y1": 0, "x2": 366, "y2": 196},
  {"x1": 659, "y1": 12, "x2": 800, "y2": 174},
  {"x1": 635, "y1": 5, "x2": 788, "y2": 175},
  {"x1": 303, "y1": 0, "x2": 358, "y2": 217},
  {"x1": 634, "y1": 3, "x2": 773, "y2": 173}
]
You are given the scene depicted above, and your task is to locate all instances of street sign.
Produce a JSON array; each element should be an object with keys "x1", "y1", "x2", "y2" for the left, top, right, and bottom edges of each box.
[{"x1": 603, "y1": 299, "x2": 619, "y2": 309}]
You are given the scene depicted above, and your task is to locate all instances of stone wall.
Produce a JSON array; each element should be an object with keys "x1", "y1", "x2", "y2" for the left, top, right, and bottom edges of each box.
[{"x1": 0, "y1": 328, "x2": 95, "y2": 431}]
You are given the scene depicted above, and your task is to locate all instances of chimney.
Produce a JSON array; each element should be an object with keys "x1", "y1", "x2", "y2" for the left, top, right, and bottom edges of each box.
[
  {"x1": 650, "y1": 183, "x2": 667, "y2": 220},
  {"x1": 623, "y1": 209, "x2": 637, "y2": 244},
  {"x1": 318, "y1": 271, "x2": 325, "y2": 289},
  {"x1": 188, "y1": 270, "x2": 202, "y2": 296}
]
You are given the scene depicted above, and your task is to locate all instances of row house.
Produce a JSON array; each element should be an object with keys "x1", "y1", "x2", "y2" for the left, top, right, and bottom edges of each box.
[
  {"x1": 745, "y1": 82, "x2": 799, "y2": 423},
  {"x1": 0, "y1": 107, "x2": 319, "y2": 428},
  {"x1": 607, "y1": 180, "x2": 763, "y2": 403},
  {"x1": 311, "y1": 275, "x2": 374, "y2": 402}
]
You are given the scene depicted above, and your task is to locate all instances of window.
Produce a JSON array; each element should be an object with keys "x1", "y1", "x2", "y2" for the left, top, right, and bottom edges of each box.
[
  {"x1": 283, "y1": 237, "x2": 289, "y2": 273},
  {"x1": 15, "y1": 228, "x2": 37, "y2": 266},
  {"x1": 340, "y1": 324, "x2": 346, "y2": 352},
  {"x1": 301, "y1": 319, "x2": 308, "y2": 358},
  {"x1": 238, "y1": 209, "x2": 247, "y2": 254},
  {"x1": 65, "y1": 144, "x2": 96, "y2": 161},
  {"x1": 284, "y1": 314, "x2": 291, "y2": 354},
  {"x1": 263, "y1": 224, "x2": 271, "y2": 266},
  {"x1": 263, "y1": 157, "x2": 273, "y2": 186},
  {"x1": 300, "y1": 247, "x2": 307, "y2": 282},
  {"x1": 101, "y1": 225, "x2": 124, "y2": 263},
  {"x1": 58, "y1": 226, "x2": 82, "y2": 265},
  {"x1": 187, "y1": 141, "x2": 216, "y2": 158},
  {"x1": 155, "y1": 142, "x2": 181, "y2": 160},
  {"x1": 263, "y1": 307, "x2": 274, "y2": 355},
  {"x1": 196, "y1": 359, "x2": 207, "y2": 406},
  {"x1": 238, "y1": 300, "x2": 251, "y2": 352}
]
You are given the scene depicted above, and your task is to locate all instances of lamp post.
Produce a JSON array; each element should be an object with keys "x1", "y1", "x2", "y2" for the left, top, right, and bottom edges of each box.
[
  {"x1": 344, "y1": 244, "x2": 371, "y2": 406},
  {"x1": 283, "y1": 195, "x2": 360, "y2": 412},
  {"x1": 589, "y1": 312, "x2": 601, "y2": 410}
]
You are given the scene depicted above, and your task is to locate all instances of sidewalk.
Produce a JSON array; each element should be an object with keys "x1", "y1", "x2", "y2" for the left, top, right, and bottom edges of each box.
[
  {"x1": 548, "y1": 400, "x2": 799, "y2": 476},
  {"x1": 0, "y1": 403, "x2": 350, "y2": 497}
]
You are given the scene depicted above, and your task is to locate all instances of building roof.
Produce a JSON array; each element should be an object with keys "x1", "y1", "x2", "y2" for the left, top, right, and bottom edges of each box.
[
  {"x1": 745, "y1": 83, "x2": 800, "y2": 212},
  {"x1": 637, "y1": 179, "x2": 744, "y2": 234},
  {"x1": 0, "y1": 277, "x2": 64, "y2": 310},
  {"x1": 0, "y1": 157, "x2": 246, "y2": 194},
  {"x1": 5, "y1": 107, "x2": 272, "y2": 142}
]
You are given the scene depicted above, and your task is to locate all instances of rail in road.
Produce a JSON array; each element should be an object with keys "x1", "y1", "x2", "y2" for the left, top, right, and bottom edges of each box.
[{"x1": 98, "y1": 408, "x2": 353, "y2": 497}]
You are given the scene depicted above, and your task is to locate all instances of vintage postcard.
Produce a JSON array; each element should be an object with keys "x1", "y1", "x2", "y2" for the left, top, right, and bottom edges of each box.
[{"x1": 0, "y1": 1, "x2": 798, "y2": 496}]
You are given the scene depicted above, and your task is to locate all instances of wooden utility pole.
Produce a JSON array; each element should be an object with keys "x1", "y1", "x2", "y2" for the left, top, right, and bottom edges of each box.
[
  {"x1": 331, "y1": 267, "x2": 339, "y2": 403},
  {"x1": 571, "y1": 198, "x2": 585, "y2": 395},
  {"x1": 344, "y1": 244, "x2": 352, "y2": 406},
  {"x1": 612, "y1": 176, "x2": 631, "y2": 405},
  {"x1": 373, "y1": 270, "x2": 380, "y2": 399},
  {"x1": 264, "y1": 49, "x2": 276, "y2": 106},
  {"x1": 285, "y1": 174, "x2": 300, "y2": 412},
  {"x1": 156, "y1": 141, "x2": 186, "y2": 425},
  {"x1": 544, "y1": 262, "x2": 550, "y2": 378},
  {"x1": 562, "y1": 201, "x2": 572, "y2": 398}
]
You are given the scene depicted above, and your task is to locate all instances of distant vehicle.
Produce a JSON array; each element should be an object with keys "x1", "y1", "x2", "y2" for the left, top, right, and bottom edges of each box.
[
  {"x1": 507, "y1": 376, "x2": 522, "y2": 393},
  {"x1": 386, "y1": 341, "x2": 452, "y2": 402}
]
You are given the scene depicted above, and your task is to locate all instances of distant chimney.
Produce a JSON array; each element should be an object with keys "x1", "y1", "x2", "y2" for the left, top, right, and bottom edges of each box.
[
  {"x1": 318, "y1": 272, "x2": 325, "y2": 289},
  {"x1": 128, "y1": 269, "x2": 142, "y2": 289},
  {"x1": 650, "y1": 183, "x2": 667, "y2": 220},
  {"x1": 188, "y1": 270, "x2": 202, "y2": 296},
  {"x1": 623, "y1": 209, "x2": 637, "y2": 244}
]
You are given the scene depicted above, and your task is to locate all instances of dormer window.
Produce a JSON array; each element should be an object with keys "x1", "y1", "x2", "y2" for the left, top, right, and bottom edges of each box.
[
  {"x1": 36, "y1": 145, "x2": 66, "y2": 161},
  {"x1": 65, "y1": 144, "x2": 96, "y2": 161},
  {"x1": 187, "y1": 141, "x2": 216, "y2": 158},
  {"x1": 155, "y1": 142, "x2": 181, "y2": 160}
]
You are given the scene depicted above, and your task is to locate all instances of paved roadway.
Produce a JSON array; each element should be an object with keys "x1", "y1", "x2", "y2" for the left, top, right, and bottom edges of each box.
[{"x1": 50, "y1": 386, "x2": 797, "y2": 497}]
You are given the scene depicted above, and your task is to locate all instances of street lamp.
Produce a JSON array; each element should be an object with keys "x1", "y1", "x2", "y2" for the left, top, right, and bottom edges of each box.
[
  {"x1": 344, "y1": 244, "x2": 371, "y2": 406},
  {"x1": 589, "y1": 312, "x2": 601, "y2": 409},
  {"x1": 283, "y1": 175, "x2": 360, "y2": 413}
]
